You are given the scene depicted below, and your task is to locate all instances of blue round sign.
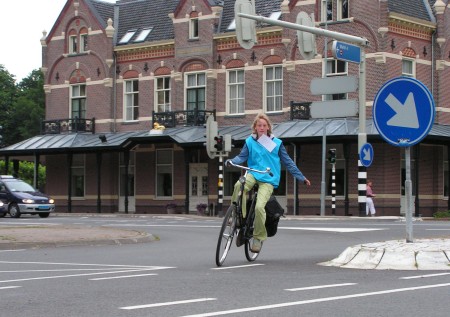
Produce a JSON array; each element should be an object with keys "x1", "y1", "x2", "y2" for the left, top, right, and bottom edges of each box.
[
  {"x1": 359, "y1": 143, "x2": 374, "y2": 167},
  {"x1": 373, "y1": 77, "x2": 435, "y2": 147}
]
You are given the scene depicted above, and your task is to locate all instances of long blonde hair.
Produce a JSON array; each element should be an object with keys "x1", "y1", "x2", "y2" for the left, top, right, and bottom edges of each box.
[{"x1": 251, "y1": 113, "x2": 273, "y2": 136}]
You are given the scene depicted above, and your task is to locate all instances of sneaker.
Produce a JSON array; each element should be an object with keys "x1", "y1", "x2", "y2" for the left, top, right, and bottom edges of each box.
[{"x1": 250, "y1": 238, "x2": 262, "y2": 253}]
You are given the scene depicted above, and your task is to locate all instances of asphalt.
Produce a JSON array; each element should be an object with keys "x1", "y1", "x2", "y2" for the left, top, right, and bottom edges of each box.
[{"x1": 0, "y1": 214, "x2": 449, "y2": 270}]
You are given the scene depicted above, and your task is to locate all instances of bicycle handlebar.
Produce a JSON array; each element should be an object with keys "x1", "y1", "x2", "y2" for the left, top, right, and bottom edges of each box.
[{"x1": 226, "y1": 160, "x2": 273, "y2": 177}]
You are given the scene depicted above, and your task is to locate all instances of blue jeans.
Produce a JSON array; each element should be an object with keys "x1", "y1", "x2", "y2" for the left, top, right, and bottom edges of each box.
[{"x1": 231, "y1": 173, "x2": 274, "y2": 241}]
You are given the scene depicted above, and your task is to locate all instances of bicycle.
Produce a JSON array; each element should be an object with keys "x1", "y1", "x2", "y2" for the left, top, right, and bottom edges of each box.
[{"x1": 215, "y1": 161, "x2": 272, "y2": 267}]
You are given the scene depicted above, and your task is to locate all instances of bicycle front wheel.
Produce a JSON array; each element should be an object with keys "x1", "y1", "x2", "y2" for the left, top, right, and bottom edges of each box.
[{"x1": 215, "y1": 206, "x2": 237, "y2": 267}]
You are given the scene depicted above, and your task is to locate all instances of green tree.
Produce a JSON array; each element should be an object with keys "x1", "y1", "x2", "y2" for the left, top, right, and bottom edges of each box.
[
  {"x1": 0, "y1": 65, "x2": 17, "y2": 146},
  {"x1": 0, "y1": 160, "x2": 46, "y2": 190}
]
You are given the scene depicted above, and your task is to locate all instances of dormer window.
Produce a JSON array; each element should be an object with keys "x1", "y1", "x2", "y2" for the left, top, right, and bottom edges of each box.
[
  {"x1": 134, "y1": 27, "x2": 153, "y2": 42},
  {"x1": 189, "y1": 18, "x2": 199, "y2": 39},
  {"x1": 119, "y1": 30, "x2": 137, "y2": 44},
  {"x1": 269, "y1": 12, "x2": 282, "y2": 20},
  {"x1": 227, "y1": 19, "x2": 236, "y2": 30}
]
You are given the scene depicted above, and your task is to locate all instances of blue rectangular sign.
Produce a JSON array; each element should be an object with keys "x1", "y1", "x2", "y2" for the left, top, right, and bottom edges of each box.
[{"x1": 332, "y1": 41, "x2": 361, "y2": 64}]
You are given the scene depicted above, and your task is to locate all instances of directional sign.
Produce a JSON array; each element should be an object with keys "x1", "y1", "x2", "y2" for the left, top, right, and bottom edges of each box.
[
  {"x1": 359, "y1": 143, "x2": 374, "y2": 167},
  {"x1": 310, "y1": 99, "x2": 358, "y2": 119},
  {"x1": 332, "y1": 41, "x2": 361, "y2": 64},
  {"x1": 373, "y1": 77, "x2": 435, "y2": 147},
  {"x1": 310, "y1": 76, "x2": 358, "y2": 95}
]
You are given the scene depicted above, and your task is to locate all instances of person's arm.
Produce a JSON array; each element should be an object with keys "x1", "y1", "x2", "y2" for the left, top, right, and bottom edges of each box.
[
  {"x1": 226, "y1": 143, "x2": 249, "y2": 166},
  {"x1": 279, "y1": 144, "x2": 311, "y2": 185}
]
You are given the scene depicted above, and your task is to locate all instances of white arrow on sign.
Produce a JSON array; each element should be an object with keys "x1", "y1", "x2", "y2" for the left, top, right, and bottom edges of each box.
[
  {"x1": 363, "y1": 148, "x2": 371, "y2": 161},
  {"x1": 385, "y1": 92, "x2": 419, "y2": 129}
]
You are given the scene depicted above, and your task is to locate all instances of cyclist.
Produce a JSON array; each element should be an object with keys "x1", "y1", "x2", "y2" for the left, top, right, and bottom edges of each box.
[{"x1": 226, "y1": 113, "x2": 311, "y2": 253}]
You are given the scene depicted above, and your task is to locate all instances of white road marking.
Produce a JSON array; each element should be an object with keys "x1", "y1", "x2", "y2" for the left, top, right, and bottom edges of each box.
[
  {"x1": 0, "y1": 249, "x2": 26, "y2": 253},
  {"x1": 0, "y1": 268, "x2": 168, "y2": 284},
  {"x1": 0, "y1": 286, "x2": 21, "y2": 290},
  {"x1": 211, "y1": 263, "x2": 265, "y2": 270},
  {"x1": 279, "y1": 227, "x2": 384, "y2": 233},
  {"x1": 285, "y1": 283, "x2": 357, "y2": 291},
  {"x1": 178, "y1": 283, "x2": 450, "y2": 317},
  {"x1": 0, "y1": 268, "x2": 144, "y2": 273},
  {"x1": 90, "y1": 273, "x2": 158, "y2": 281},
  {"x1": 0, "y1": 260, "x2": 173, "y2": 269},
  {"x1": 120, "y1": 298, "x2": 217, "y2": 310},
  {"x1": 400, "y1": 272, "x2": 450, "y2": 280}
]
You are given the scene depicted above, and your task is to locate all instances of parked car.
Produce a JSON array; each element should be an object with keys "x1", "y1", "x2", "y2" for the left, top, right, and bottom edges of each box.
[
  {"x1": 0, "y1": 175, "x2": 55, "y2": 218},
  {"x1": 0, "y1": 200, "x2": 6, "y2": 217}
]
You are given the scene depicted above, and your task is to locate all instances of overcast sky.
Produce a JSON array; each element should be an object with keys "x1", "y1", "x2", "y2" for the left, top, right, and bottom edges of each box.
[{"x1": 0, "y1": 0, "x2": 115, "y2": 82}]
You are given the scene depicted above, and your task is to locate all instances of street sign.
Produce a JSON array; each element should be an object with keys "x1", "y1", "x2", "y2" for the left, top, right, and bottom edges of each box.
[
  {"x1": 296, "y1": 11, "x2": 316, "y2": 60},
  {"x1": 310, "y1": 99, "x2": 358, "y2": 119},
  {"x1": 310, "y1": 76, "x2": 358, "y2": 95},
  {"x1": 373, "y1": 77, "x2": 435, "y2": 147},
  {"x1": 359, "y1": 143, "x2": 374, "y2": 167},
  {"x1": 332, "y1": 41, "x2": 361, "y2": 64}
]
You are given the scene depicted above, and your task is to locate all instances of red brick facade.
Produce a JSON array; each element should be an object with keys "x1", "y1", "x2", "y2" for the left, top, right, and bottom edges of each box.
[{"x1": 36, "y1": 0, "x2": 450, "y2": 216}]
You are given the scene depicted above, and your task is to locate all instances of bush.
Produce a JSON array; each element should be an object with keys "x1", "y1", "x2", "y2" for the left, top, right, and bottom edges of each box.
[{"x1": 433, "y1": 210, "x2": 450, "y2": 218}]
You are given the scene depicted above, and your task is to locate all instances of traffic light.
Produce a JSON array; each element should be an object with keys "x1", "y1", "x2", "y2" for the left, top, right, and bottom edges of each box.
[
  {"x1": 204, "y1": 116, "x2": 218, "y2": 159},
  {"x1": 214, "y1": 136, "x2": 224, "y2": 151},
  {"x1": 328, "y1": 148, "x2": 336, "y2": 164},
  {"x1": 235, "y1": 0, "x2": 257, "y2": 49}
]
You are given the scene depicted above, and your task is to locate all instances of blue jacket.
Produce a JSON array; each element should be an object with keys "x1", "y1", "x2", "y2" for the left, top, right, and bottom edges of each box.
[{"x1": 230, "y1": 134, "x2": 307, "y2": 188}]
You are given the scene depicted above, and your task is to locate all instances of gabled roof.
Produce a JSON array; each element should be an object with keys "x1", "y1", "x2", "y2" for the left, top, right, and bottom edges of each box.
[
  {"x1": 115, "y1": 0, "x2": 179, "y2": 45},
  {"x1": 219, "y1": 0, "x2": 283, "y2": 33},
  {"x1": 388, "y1": 0, "x2": 435, "y2": 22},
  {"x1": 87, "y1": 0, "x2": 115, "y2": 27}
]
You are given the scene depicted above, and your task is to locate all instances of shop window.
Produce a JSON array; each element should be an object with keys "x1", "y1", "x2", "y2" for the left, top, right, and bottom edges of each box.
[
  {"x1": 156, "y1": 149, "x2": 173, "y2": 197},
  {"x1": 71, "y1": 154, "x2": 85, "y2": 197}
]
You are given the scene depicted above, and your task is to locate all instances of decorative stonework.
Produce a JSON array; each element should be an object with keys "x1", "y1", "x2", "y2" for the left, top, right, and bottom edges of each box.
[
  {"x1": 436, "y1": 60, "x2": 445, "y2": 70},
  {"x1": 374, "y1": 52, "x2": 386, "y2": 64},
  {"x1": 116, "y1": 46, "x2": 174, "y2": 62},
  {"x1": 388, "y1": 21, "x2": 433, "y2": 40},
  {"x1": 216, "y1": 32, "x2": 282, "y2": 51}
]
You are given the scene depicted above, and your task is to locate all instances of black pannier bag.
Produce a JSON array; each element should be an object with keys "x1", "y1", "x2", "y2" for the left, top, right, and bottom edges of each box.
[{"x1": 264, "y1": 195, "x2": 285, "y2": 237}]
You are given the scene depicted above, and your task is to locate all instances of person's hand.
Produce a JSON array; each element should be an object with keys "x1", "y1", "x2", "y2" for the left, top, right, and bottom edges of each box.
[
  {"x1": 225, "y1": 159, "x2": 232, "y2": 167},
  {"x1": 304, "y1": 179, "x2": 311, "y2": 186}
]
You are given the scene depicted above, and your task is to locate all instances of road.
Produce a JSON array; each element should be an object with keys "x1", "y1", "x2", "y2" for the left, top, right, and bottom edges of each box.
[{"x1": 1, "y1": 215, "x2": 449, "y2": 316}]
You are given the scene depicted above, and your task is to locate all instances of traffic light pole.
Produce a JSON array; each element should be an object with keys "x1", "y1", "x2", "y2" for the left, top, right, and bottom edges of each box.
[{"x1": 217, "y1": 155, "x2": 224, "y2": 217}]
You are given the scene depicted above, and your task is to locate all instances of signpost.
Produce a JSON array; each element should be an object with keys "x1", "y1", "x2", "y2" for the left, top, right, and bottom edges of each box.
[
  {"x1": 373, "y1": 77, "x2": 435, "y2": 242},
  {"x1": 332, "y1": 41, "x2": 361, "y2": 64},
  {"x1": 359, "y1": 143, "x2": 374, "y2": 168}
]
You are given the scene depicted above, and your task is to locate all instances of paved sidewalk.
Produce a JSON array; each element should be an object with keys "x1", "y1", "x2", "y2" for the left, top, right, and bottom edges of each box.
[{"x1": 0, "y1": 224, "x2": 156, "y2": 250}]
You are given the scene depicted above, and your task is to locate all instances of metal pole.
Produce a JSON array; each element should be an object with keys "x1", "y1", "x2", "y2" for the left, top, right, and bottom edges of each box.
[
  {"x1": 358, "y1": 48, "x2": 367, "y2": 217},
  {"x1": 218, "y1": 156, "x2": 224, "y2": 217},
  {"x1": 405, "y1": 147, "x2": 413, "y2": 242},
  {"x1": 331, "y1": 162, "x2": 336, "y2": 215},
  {"x1": 237, "y1": 13, "x2": 369, "y2": 46},
  {"x1": 320, "y1": 13, "x2": 328, "y2": 217}
]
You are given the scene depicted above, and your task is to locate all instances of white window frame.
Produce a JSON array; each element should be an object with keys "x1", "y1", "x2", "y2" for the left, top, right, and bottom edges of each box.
[
  {"x1": 227, "y1": 69, "x2": 245, "y2": 115},
  {"x1": 185, "y1": 72, "x2": 206, "y2": 111},
  {"x1": 321, "y1": 0, "x2": 333, "y2": 22},
  {"x1": 264, "y1": 65, "x2": 283, "y2": 113},
  {"x1": 119, "y1": 30, "x2": 137, "y2": 44},
  {"x1": 155, "y1": 149, "x2": 173, "y2": 198},
  {"x1": 124, "y1": 79, "x2": 139, "y2": 121},
  {"x1": 189, "y1": 18, "x2": 199, "y2": 39},
  {"x1": 155, "y1": 76, "x2": 171, "y2": 112},
  {"x1": 402, "y1": 58, "x2": 415, "y2": 77},
  {"x1": 324, "y1": 58, "x2": 348, "y2": 100},
  {"x1": 70, "y1": 84, "x2": 86, "y2": 119},
  {"x1": 80, "y1": 33, "x2": 88, "y2": 52},
  {"x1": 337, "y1": 0, "x2": 349, "y2": 20},
  {"x1": 69, "y1": 34, "x2": 77, "y2": 54}
]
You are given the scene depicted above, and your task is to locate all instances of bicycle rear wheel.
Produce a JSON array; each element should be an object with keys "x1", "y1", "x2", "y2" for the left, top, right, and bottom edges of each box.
[{"x1": 215, "y1": 205, "x2": 237, "y2": 267}]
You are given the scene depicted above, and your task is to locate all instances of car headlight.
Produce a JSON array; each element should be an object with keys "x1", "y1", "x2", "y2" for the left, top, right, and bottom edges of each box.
[
  {"x1": 22, "y1": 199, "x2": 35, "y2": 204},
  {"x1": 49, "y1": 199, "x2": 55, "y2": 204},
  {"x1": 0, "y1": 201, "x2": 3, "y2": 207}
]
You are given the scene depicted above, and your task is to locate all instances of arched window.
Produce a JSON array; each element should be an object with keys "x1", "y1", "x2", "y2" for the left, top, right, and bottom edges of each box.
[
  {"x1": 79, "y1": 28, "x2": 88, "y2": 53},
  {"x1": 68, "y1": 29, "x2": 78, "y2": 54}
]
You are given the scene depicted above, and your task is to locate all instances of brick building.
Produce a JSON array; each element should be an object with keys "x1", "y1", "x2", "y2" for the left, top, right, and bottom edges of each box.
[{"x1": 1, "y1": 0, "x2": 450, "y2": 217}]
